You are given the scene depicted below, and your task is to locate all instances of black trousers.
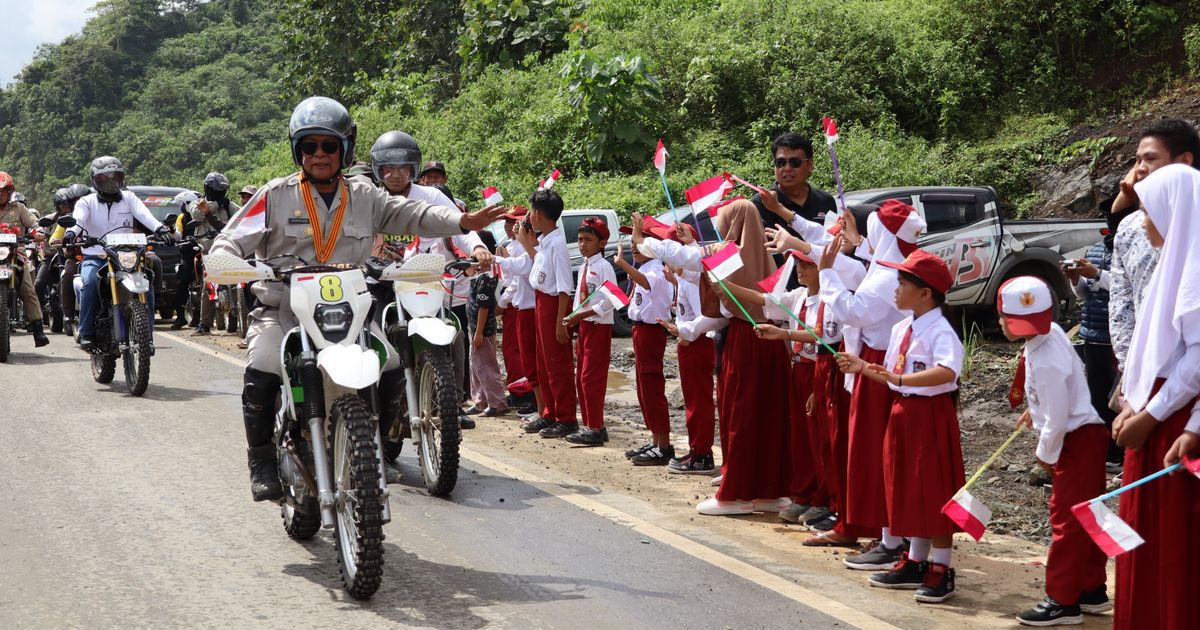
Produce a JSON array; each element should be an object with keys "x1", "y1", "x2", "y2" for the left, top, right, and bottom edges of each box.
[{"x1": 1082, "y1": 341, "x2": 1122, "y2": 464}]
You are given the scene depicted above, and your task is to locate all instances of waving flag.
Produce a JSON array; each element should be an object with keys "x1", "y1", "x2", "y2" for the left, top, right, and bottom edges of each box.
[
  {"x1": 942, "y1": 490, "x2": 993, "y2": 542},
  {"x1": 653, "y1": 140, "x2": 668, "y2": 176},
  {"x1": 704, "y1": 195, "x2": 746, "y2": 218},
  {"x1": 540, "y1": 169, "x2": 562, "y2": 190},
  {"x1": 599, "y1": 280, "x2": 631, "y2": 309},
  {"x1": 229, "y1": 194, "x2": 266, "y2": 238},
  {"x1": 822, "y1": 117, "x2": 840, "y2": 145},
  {"x1": 756, "y1": 253, "x2": 795, "y2": 297},
  {"x1": 685, "y1": 175, "x2": 735, "y2": 217},
  {"x1": 1072, "y1": 500, "x2": 1144, "y2": 557},
  {"x1": 1186, "y1": 456, "x2": 1200, "y2": 479},
  {"x1": 482, "y1": 186, "x2": 503, "y2": 206},
  {"x1": 702, "y1": 242, "x2": 743, "y2": 281}
]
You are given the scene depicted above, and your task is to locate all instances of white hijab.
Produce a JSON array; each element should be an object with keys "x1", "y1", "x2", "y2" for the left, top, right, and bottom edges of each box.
[{"x1": 1124, "y1": 163, "x2": 1200, "y2": 411}]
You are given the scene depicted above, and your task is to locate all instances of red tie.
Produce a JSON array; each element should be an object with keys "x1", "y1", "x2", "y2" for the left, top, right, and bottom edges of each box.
[
  {"x1": 892, "y1": 327, "x2": 913, "y2": 374},
  {"x1": 815, "y1": 301, "x2": 825, "y2": 337},
  {"x1": 793, "y1": 302, "x2": 808, "y2": 355},
  {"x1": 1008, "y1": 351, "x2": 1026, "y2": 408}
]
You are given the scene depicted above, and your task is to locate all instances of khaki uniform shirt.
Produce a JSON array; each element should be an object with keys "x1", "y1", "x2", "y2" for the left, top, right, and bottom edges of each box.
[
  {"x1": 0, "y1": 202, "x2": 36, "y2": 230},
  {"x1": 211, "y1": 172, "x2": 464, "y2": 310}
]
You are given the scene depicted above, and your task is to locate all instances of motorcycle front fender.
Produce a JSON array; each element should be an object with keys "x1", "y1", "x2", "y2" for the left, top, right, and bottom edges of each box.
[
  {"x1": 116, "y1": 271, "x2": 151, "y2": 294},
  {"x1": 316, "y1": 344, "x2": 382, "y2": 390},
  {"x1": 408, "y1": 317, "x2": 456, "y2": 346}
]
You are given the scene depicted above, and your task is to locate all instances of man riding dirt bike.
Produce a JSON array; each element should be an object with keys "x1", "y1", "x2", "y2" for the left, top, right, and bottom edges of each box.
[
  {"x1": 186, "y1": 172, "x2": 239, "y2": 335},
  {"x1": 209, "y1": 96, "x2": 503, "y2": 506},
  {"x1": 0, "y1": 171, "x2": 49, "y2": 347},
  {"x1": 45, "y1": 184, "x2": 91, "y2": 335}
]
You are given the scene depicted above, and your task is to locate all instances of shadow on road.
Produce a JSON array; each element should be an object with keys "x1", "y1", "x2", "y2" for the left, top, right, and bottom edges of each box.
[
  {"x1": 5, "y1": 351, "x2": 81, "y2": 365},
  {"x1": 282, "y1": 541, "x2": 673, "y2": 629},
  {"x1": 139, "y1": 384, "x2": 234, "y2": 402}
]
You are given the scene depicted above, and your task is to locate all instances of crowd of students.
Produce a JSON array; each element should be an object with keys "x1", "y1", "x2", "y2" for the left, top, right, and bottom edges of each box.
[{"x1": 453, "y1": 122, "x2": 1199, "y2": 628}]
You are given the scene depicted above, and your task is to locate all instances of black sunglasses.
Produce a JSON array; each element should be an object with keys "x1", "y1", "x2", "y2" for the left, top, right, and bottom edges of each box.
[
  {"x1": 299, "y1": 140, "x2": 341, "y2": 156},
  {"x1": 774, "y1": 157, "x2": 811, "y2": 169}
]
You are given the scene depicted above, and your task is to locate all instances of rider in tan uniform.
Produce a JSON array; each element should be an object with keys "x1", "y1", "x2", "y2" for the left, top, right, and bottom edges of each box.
[
  {"x1": 210, "y1": 97, "x2": 503, "y2": 502},
  {"x1": 0, "y1": 172, "x2": 49, "y2": 347}
]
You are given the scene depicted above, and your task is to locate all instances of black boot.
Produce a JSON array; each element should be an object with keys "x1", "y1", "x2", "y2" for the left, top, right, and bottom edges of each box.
[
  {"x1": 29, "y1": 320, "x2": 49, "y2": 347},
  {"x1": 243, "y1": 368, "x2": 283, "y2": 502},
  {"x1": 170, "y1": 305, "x2": 187, "y2": 330}
]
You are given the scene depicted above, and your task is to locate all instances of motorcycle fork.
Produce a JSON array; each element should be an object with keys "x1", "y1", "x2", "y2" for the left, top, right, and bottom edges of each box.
[
  {"x1": 298, "y1": 330, "x2": 337, "y2": 529},
  {"x1": 362, "y1": 329, "x2": 392, "y2": 524},
  {"x1": 393, "y1": 298, "x2": 423, "y2": 450}
]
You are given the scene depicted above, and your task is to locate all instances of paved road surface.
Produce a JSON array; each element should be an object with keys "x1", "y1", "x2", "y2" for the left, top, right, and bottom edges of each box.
[{"x1": 0, "y1": 332, "x2": 853, "y2": 629}]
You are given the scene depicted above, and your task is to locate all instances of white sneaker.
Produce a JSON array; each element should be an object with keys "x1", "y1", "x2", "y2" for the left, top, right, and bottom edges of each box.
[
  {"x1": 696, "y1": 497, "x2": 754, "y2": 516},
  {"x1": 752, "y1": 497, "x2": 792, "y2": 513},
  {"x1": 709, "y1": 474, "x2": 723, "y2": 487}
]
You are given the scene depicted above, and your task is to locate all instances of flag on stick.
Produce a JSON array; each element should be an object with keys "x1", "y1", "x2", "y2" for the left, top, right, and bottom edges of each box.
[
  {"x1": 822, "y1": 116, "x2": 840, "y2": 144},
  {"x1": 822, "y1": 117, "x2": 848, "y2": 213},
  {"x1": 756, "y1": 253, "x2": 795, "y2": 296},
  {"x1": 702, "y1": 242, "x2": 743, "y2": 281},
  {"x1": 482, "y1": 186, "x2": 503, "y2": 206},
  {"x1": 653, "y1": 140, "x2": 668, "y2": 176},
  {"x1": 727, "y1": 172, "x2": 767, "y2": 196},
  {"x1": 1186, "y1": 456, "x2": 1200, "y2": 479},
  {"x1": 599, "y1": 280, "x2": 631, "y2": 309},
  {"x1": 1071, "y1": 500, "x2": 1144, "y2": 557},
  {"x1": 943, "y1": 490, "x2": 992, "y2": 542},
  {"x1": 685, "y1": 175, "x2": 735, "y2": 217},
  {"x1": 539, "y1": 169, "x2": 562, "y2": 190}
]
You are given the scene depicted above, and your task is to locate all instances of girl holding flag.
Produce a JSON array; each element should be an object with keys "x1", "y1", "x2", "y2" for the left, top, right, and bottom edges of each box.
[{"x1": 1111, "y1": 163, "x2": 1200, "y2": 630}]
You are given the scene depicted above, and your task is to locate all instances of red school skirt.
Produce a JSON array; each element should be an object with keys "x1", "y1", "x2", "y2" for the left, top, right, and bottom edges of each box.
[
  {"x1": 844, "y1": 345, "x2": 894, "y2": 530},
  {"x1": 882, "y1": 391, "x2": 965, "y2": 538}
]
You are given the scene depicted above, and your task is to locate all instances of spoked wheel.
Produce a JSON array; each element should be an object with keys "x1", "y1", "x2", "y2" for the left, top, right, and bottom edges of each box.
[
  {"x1": 122, "y1": 301, "x2": 152, "y2": 396},
  {"x1": 280, "y1": 434, "x2": 321, "y2": 541},
  {"x1": 0, "y1": 285, "x2": 10, "y2": 363},
  {"x1": 330, "y1": 394, "x2": 384, "y2": 600},
  {"x1": 414, "y1": 345, "x2": 460, "y2": 497}
]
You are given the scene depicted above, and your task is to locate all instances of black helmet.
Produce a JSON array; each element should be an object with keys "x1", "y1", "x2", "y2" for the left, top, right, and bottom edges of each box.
[
  {"x1": 52, "y1": 188, "x2": 69, "y2": 207},
  {"x1": 369, "y1": 131, "x2": 421, "y2": 181},
  {"x1": 90, "y1": 156, "x2": 125, "y2": 196},
  {"x1": 65, "y1": 183, "x2": 91, "y2": 202},
  {"x1": 203, "y1": 171, "x2": 230, "y2": 199},
  {"x1": 288, "y1": 96, "x2": 357, "y2": 168}
]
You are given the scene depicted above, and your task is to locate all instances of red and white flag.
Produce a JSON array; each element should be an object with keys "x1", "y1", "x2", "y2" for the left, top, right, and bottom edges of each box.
[
  {"x1": 942, "y1": 489, "x2": 992, "y2": 542},
  {"x1": 598, "y1": 280, "x2": 631, "y2": 309},
  {"x1": 702, "y1": 242, "x2": 743, "y2": 281},
  {"x1": 822, "y1": 117, "x2": 839, "y2": 145},
  {"x1": 230, "y1": 195, "x2": 266, "y2": 238},
  {"x1": 1071, "y1": 500, "x2": 1144, "y2": 557},
  {"x1": 756, "y1": 253, "x2": 795, "y2": 297},
  {"x1": 653, "y1": 140, "x2": 668, "y2": 176},
  {"x1": 1186, "y1": 456, "x2": 1200, "y2": 479},
  {"x1": 482, "y1": 186, "x2": 503, "y2": 206},
  {"x1": 685, "y1": 175, "x2": 734, "y2": 217},
  {"x1": 540, "y1": 169, "x2": 562, "y2": 190},
  {"x1": 704, "y1": 195, "x2": 746, "y2": 218}
]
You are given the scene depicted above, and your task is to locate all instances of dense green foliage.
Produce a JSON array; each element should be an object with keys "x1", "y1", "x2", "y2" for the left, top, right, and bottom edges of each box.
[{"x1": 0, "y1": 0, "x2": 1195, "y2": 217}]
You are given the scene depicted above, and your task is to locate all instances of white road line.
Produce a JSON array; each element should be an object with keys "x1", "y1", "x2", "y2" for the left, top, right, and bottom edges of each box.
[{"x1": 165, "y1": 331, "x2": 900, "y2": 630}]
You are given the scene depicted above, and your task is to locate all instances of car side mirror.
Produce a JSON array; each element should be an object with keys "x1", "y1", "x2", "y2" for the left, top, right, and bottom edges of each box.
[{"x1": 56, "y1": 216, "x2": 77, "y2": 228}]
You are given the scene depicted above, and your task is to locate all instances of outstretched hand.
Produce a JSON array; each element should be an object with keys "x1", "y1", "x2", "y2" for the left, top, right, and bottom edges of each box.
[{"x1": 459, "y1": 204, "x2": 507, "y2": 232}]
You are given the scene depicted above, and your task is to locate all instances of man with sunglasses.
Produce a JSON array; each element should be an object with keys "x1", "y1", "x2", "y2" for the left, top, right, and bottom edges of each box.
[
  {"x1": 752, "y1": 133, "x2": 838, "y2": 246},
  {"x1": 211, "y1": 97, "x2": 505, "y2": 502}
]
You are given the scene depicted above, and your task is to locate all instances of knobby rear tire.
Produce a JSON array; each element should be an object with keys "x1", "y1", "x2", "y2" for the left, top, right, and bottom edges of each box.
[{"x1": 124, "y1": 301, "x2": 152, "y2": 396}]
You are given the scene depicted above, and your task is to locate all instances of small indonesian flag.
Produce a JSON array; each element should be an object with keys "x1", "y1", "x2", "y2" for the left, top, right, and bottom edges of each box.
[
  {"x1": 230, "y1": 194, "x2": 266, "y2": 238},
  {"x1": 482, "y1": 186, "x2": 503, "y2": 206},
  {"x1": 702, "y1": 242, "x2": 743, "y2": 281},
  {"x1": 1186, "y1": 456, "x2": 1200, "y2": 479},
  {"x1": 822, "y1": 116, "x2": 839, "y2": 145},
  {"x1": 756, "y1": 253, "x2": 795, "y2": 298},
  {"x1": 653, "y1": 139, "x2": 668, "y2": 176},
  {"x1": 1071, "y1": 500, "x2": 1144, "y2": 557},
  {"x1": 704, "y1": 195, "x2": 746, "y2": 218},
  {"x1": 685, "y1": 175, "x2": 735, "y2": 216},
  {"x1": 598, "y1": 280, "x2": 631, "y2": 309},
  {"x1": 941, "y1": 489, "x2": 992, "y2": 542},
  {"x1": 540, "y1": 169, "x2": 562, "y2": 190}
]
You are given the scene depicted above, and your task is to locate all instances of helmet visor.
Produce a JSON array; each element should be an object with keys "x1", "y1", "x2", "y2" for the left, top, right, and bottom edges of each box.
[{"x1": 94, "y1": 172, "x2": 124, "y2": 195}]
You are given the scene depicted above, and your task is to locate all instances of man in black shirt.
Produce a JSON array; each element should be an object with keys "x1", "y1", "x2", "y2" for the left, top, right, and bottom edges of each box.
[{"x1": 751, "y1": 132, "x2": 839, "y2": 237}]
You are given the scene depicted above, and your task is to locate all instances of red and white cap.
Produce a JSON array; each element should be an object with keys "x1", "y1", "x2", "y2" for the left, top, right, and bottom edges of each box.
[
  {"x1": 877, "y1": 199, "x2": 924, "y2": 256},
  {"x1": 997, "y1": 275, "x2": 1053, "y2": 336}
]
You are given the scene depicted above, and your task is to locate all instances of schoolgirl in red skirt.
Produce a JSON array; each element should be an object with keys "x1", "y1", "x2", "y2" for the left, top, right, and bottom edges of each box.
[
  {"x1": 1111, "y1": 164, "x2": 1200, "y2": 630},
  {"x1": 838, "y1": 249, "x2": 965, "y2": 604}
]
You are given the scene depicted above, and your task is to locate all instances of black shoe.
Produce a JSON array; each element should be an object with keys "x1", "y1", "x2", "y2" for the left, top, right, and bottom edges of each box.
[
  {"x1": 459, "y1": 415, "x2": 476, "y2": 430},
  {"x1": 170, "y1": 315, "x2": 187, "y2": 330},
  {"x1": 667, "y1": 452, "x2": 716, "y2": 474},
  {"x1": 79, "y1": 335, "x2": 95, "y2": 352},
  {"x1": 539, "y1": 422, "x2": 578, "y2": 439},
  {"x1": 1076, "y1": 587, "x2": 1111, "y2": 615},
  {"x1": 247, "y1": 444, "x2": 284, "y2": 502},
  {"x1": 1016, "y1": 596, "x2": 1083, "y2": 626},
  {"x1": 807, "y1": 512, "x2": 837, "y2": 532},
  {"x1": 914, "y1": 563, "x2": 956, "y2": 603},
  {"x1": 523, "y1": 416, "x2": 555, "y2": 434},
  {"x1": 29, "y1": 321, "x2": 49, "y2": 347},
  {"x1": 868, "y1": 553, "x2": 928, "y2": 590},
  {"x1": 845, "y1": 541, "x2": 906, "y2": 571},
  {"x1": 632, "y1": 444, "x2": 675, "y2": 466},
  {"x1": 565, "y1": 426, "x2": 608, "y2": 446},
  {"x1": 625, "y1": 443, "x2": 654, "y2": 459},
  {"x1": 515, "y1": 404, "x2": 537, "y2": 416}
]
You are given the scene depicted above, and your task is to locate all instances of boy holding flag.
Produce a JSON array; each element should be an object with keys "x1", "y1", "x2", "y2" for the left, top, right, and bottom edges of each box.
[
  {"x1": 996, "y1": 275, "x2": 1111, "y2": 626},
  {"x1": 562, "y1": 218, "x2": 618, "y2": 446},
  {"x1": 495, "y1": 206, "x2": 541, "y2": 415}
]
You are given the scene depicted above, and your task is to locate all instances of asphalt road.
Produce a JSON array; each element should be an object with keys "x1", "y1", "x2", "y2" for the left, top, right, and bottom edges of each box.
[{"x1": 0, "y1": 330, "x2": 850, "y2": 629}]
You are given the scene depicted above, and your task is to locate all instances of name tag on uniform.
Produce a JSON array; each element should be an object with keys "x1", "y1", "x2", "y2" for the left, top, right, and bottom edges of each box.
[{"x1": 288, "y1": 218, "x2": 311, "y2": 225}]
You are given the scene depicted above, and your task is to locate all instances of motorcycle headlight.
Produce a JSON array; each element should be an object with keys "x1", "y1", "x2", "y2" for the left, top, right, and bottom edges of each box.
[
  {"x1": 314, "y1": 303, "x2": 353, "y2": 334},
  {"x1": 0, "y1": 246, "x2": 10, "y2": 259},
  {"x1": 117, "y1": 250, "x2": 139, "y2": 271}
]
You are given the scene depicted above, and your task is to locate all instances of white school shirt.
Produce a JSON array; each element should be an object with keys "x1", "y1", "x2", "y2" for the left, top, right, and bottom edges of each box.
[
  {"x1": 627, "y1": 259, "x2": 672, "y2": 324},
  {"x1": 763, "y1": 289, "x2": 819, "y2": 362},
  {"x1": 495, "y1": 240, "x2": 535, "y2": 309},
  {"x1": 882, "y1": 309, "x2": 963, "y2": 397},
  {"x1": 821, "y1": 265, "x2": 907, "y2": 352},
  {"x1": 1144, "y1": 339, "x2": 1200, "y2": 425},
  {"x1": 529, "y1": 228, "x2": 574, "y2": 296},
  {"x1": 789, "y1": 214, "x2": 833, "y2": 246},
  {"x1": 572, "y1": 252, "x2": 617, "y2": 324},
  {"x1": 70, "y1": 191, "x2": 164, "y2": 257},
  {"x1": 1024, "y1": 323, "x2": 1104, "y2": 465},
  {"x1": 675, "y1": 270, "x2": 727, "y2": 342}
]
